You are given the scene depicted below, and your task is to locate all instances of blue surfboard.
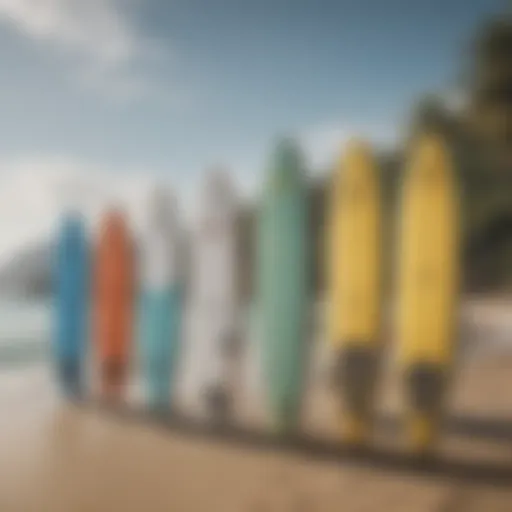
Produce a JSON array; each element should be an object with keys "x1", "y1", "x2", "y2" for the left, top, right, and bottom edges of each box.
[
  {"x1": 139, "y1": 188, "x2": 184, "y2": 410},
  {"x1": 54, "y1": 212, "x2": 88, "y2": 398}
]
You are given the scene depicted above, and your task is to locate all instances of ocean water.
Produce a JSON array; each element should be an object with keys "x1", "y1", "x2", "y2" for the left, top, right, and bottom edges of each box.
[
  {"x1": 2, "y1": 295, "x2": 512, "y2": 383},
  {"x1": 0, "y1": 296, "x2": 323, "y2": 413},
  {"x1": 0, "y1": 298, "x2": 51, "y2": 368}
]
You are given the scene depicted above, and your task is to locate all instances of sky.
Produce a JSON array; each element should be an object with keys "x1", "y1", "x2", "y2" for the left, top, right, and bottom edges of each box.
[{"x1": 0, "y1": 0, "x2": 506, "y2": 260}]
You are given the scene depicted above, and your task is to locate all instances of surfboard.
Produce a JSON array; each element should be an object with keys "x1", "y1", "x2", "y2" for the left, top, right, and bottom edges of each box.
[
  {"x1": 190, "y1": 169, "x2": 240, "y2": 421},
  {"x1": 94, "y1": 209, "x2": 134, "y2": 403},
  {"x1": 326, "y1": 139, "x2": 382, "y2": 444},
  {"x1": 54, "y1": 211, "x2": 88, "y2": 398},
  {"x1": 396, "y1": 133, "x2": 460, "y2": 453},
  {"x1": 139, "y1": 188, "x2": 184, "y2": 410},
  {"x1": 257, "y1": 138, "x2": 309, "y2": 433}
]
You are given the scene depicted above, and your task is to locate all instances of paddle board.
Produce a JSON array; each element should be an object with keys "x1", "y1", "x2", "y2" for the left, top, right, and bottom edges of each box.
[
  {"x1": 139, "y1": 188, "x2": 184, "y2": 410},
  {"x1": 257, "y1": 138, "x2": 309, "y2": 433},
  {"x1": 326, "y1": 139, "x2": 382, "y2": 444},
  {"x1": 190, "y1": 169, "x2": 240, "y2": 420},
  {"x1": 54, "y1": 211, "x2": 88, "y2": 398},
  {"x1": 396, "y1": 133, "x2": 460, "y2": 452},
  {"x1": 94, "y1": 208, "x2": 134, "y2": 403}
]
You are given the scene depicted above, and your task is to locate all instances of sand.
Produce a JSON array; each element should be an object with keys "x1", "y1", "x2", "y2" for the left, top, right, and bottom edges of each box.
[{"x1": 1, "y1": 351, "x2": 512, "y2": 512}]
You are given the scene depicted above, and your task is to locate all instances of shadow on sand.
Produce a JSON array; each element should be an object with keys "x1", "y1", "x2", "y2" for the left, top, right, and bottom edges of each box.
[{"x1": 77, "y1": 399, "x2": 512, "y2": 488}]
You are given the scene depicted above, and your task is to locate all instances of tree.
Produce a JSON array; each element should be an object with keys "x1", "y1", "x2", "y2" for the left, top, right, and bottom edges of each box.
[
  {"x1": 409, "y1": 94, "x2": 457, "y2": 139},
  {"x1": 467, "y1": 13, "x2": 512, "y2": 150}
]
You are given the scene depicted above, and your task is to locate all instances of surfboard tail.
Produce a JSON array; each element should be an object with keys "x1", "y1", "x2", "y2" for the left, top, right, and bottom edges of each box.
[
  {"x1": 144, "y1": 350, "x2": 174, "y2": 411},
  {"x1": 405, "y1": 362, "x2": 447, "y2": 452},
  {"x1": 146, "y1": 381, "x2": 171, "y2": 411},
  {"x1": 202, "y1": 383, "x2": 233, "y2": 423},
  {"x1": 333, "y1": 344, "x2": 379, "y2": 444},
  {"x1": 56, "y1": 358, "x2": 83, "y2": 398},
  {"x1": 100, "y1": 358, "x2": 128, "y2": 403},
  {"x1": 263, "y1": 327, "x2": 308, "y2": 436},
  {"x1": 270, "y1": 397, "x2": 302, "y2": 436},
  {"x1": 139, "y1": 287, "x2": 183, "y2": 410}
]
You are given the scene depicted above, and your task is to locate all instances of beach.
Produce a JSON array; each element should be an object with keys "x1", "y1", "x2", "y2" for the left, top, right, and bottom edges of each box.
[{"x1": 1, "y1": 336, "x2": 512, "y2": 512}]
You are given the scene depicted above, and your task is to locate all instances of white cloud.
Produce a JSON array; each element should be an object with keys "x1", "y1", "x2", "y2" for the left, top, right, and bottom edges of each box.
[
  {"x1": 300, "y1": 120, "x2": 398, "y2": 171},
  {"x1": 0, "y1": 153, "x2": 266, "y2": 266},
  {"x1": 0, "y1": 0, "x2": 137, "y2": 65},
  {"x1": 0, "y1": 155, "x2": 181, "y2": 264},
  {"x1": 0, "y1": 0, "x2": 164, "y2": 101},
  {"x1": 0, "y1": 119, "x2": 400, "y2": 263}
]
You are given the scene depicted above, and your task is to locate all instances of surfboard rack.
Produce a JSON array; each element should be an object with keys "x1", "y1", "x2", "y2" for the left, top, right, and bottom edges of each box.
[{"x1": 79, "y1": 399, "x2": 512, "y2": 488}]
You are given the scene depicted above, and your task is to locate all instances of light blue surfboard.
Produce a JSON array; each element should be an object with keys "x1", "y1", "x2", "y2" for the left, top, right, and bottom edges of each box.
[
  {"x1": 54, "y1": 212, "x2": 88, "y2": 398},
  {"x1": 139, "y1": 188, "x2": 184, "y2": 410},
  {"x1": 256, "y1": 138, "x2": 310, "y2": 433}
]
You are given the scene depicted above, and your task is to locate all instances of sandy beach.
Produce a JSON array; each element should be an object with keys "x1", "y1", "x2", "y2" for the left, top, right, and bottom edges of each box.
[
  {"x1": 1, "y1": 342, "x2": 512, "y2": 512},
  {"x1": 2, "y1": 297, "x2": 512, "y2": 512}
]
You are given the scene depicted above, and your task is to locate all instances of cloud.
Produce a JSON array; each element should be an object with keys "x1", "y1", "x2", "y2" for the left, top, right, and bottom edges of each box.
[
  {"x1": 0, "y1": 0, "x2": 138, "y2": 65},
  {"x1": 300, "y1": 120, "x2": 398, "y2": 171},
  {"x1": 0, "y1": 0, "x2": 164, "y2": 101},
  {"x1": 0, "y1": 155, "x2": 176, "y2": 263}
]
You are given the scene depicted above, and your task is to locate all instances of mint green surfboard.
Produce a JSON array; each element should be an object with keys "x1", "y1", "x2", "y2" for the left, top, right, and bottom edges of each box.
[{"x1": 256, "y1": 138, "x2": 309, "y2": 434}]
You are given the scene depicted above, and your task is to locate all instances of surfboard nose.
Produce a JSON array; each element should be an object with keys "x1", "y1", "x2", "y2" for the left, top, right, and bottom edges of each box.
[
  {"x1": 146, "y1": 186, "x2": 178, "y2": 230},
  {"x1": 267, "y1": 138, "x2": 305, "y2": 189}
]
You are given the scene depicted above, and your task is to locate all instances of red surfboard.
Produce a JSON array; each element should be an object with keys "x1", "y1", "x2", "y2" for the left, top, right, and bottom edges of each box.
[{"x1": 93, "y1": 209, "x2": 134, "y2": 402}]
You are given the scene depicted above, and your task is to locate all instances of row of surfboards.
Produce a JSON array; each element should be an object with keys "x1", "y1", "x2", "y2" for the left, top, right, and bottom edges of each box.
[{"x1": 54, "y1": 132, "x2": 459, "y2": 453}]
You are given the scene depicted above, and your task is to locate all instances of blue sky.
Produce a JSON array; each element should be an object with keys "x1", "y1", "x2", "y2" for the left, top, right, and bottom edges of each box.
[
  {"x1": 0, "y1": 0, "x2": 505, "y2": 175},
  {"x1": 0, "y1": 0, "x2": 506, "y2": 257}
]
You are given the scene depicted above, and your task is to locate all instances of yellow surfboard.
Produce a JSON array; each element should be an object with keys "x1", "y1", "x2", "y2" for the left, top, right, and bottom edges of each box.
[
  {"x1": 396, "y1": 133, "x2": 460, "y2": 453},
  {"x1": 326, "y1": 139, "x2": 382, "y2": 444}
]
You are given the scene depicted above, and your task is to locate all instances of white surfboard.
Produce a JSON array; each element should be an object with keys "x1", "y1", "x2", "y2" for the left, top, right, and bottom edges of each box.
[
  {"x1": 187, "y1": 169, "x2": 240, "y2": 420},
  {"x1": 138, "y1": 187, "x2": 185, "y2": 410}
]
